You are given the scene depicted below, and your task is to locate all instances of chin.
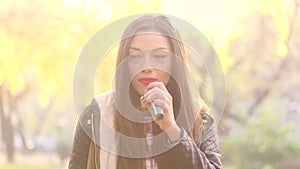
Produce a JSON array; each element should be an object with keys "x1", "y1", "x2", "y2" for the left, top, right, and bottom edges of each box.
[
  {"x1": 137, "y1": 88, "x2": 145, "y2": 96},
  {"x1": 131, "y1": 85, "x2": 144, "y2": 96}
]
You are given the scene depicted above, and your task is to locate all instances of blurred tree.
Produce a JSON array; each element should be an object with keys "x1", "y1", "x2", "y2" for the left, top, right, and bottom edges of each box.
[
  {"x1": 223, "y1": 0, "x2": 299, "y2": 123},
  {"x1": 222, "y1": 110, "x2": 300, "y2": 169},
  {"x1": 1, "y1": 0, "x2": 298, "y2": 167},
  {"x1": 219, "y1": 0, "x2": 300, "y2": 168},
  {"x1": 0, "y1": 0, "x2": 165, "y2": 163},
  {"x1": 0, "y1": 0, "x2": 100, "y2": 162},
  {"x1": 0, "y1": 85, "x2": 14, "y2": 162}
]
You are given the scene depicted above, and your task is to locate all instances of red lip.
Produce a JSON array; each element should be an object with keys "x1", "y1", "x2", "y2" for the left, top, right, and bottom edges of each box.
[{"x1": 138, "y1": 78, "x2": 157, "y2": 86}]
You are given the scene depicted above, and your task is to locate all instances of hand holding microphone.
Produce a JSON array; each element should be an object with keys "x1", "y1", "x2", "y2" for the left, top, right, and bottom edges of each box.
[
  {"x1": 150, "y1": 101, "x2": 164, "y2": 120},
  {"x1": 140, "y1": 81, "x2": 177, "y2": 132},
  {"x1": 140, "y1": 95, "x2": 164, "y2": 120},
  {"x1": 140, "y1": 81, "x2": 174, "y2": 121}
]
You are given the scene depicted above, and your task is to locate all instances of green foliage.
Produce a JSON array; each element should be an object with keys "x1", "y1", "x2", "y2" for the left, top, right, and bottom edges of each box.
[{"x1": 221, "y1": 110, "x2": 300, "y2": 169}]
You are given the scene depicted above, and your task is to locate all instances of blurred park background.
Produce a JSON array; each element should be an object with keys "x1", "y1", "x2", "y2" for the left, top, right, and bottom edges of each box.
[{"x1": 1, "y1": 0, "x2": 300, "y2": 169}]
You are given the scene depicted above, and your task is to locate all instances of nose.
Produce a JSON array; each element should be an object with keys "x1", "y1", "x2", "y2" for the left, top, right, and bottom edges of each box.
[{"x1": 141, "y1": 56, "x2": 153, "y2": 72}]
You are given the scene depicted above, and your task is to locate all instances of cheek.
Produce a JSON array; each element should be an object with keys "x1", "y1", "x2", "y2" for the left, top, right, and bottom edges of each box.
[
  {"x1": 164, "y1": 57, "x2": 172, "y2": 73},
  {"x1": 131, "y1": 75, "x2": 144, "y2": 95},
  {"x1": 128, "y1": 62, "x2": 138, "y2": 79},
  {"x1": 163, "y1": 61, "x2": 172, "y2": 80},
  {"x1": 157, "y1": 59, "x2": 172, "y2": 85},
  {"x1": 160, "y1": 71, "x2": 171, "y2": 85},
  {"x1": 128, "y1": 64, "x2": 140, "y2": 87}
]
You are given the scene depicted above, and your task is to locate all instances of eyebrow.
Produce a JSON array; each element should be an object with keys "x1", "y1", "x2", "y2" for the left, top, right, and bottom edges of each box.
[{"x1": 129, "y1": 47, "x2": 169, "y2": 51}]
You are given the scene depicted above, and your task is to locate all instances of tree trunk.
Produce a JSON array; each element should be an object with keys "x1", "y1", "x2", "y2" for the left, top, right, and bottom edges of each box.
[{"x1": 0, "y1": 88, "x2": 15, "y2": 163}]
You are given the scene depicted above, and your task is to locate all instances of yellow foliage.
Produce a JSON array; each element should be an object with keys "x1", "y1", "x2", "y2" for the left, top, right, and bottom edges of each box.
[
  {"x1": 0, "y1": 0, "x2": 294, "y2": 109},
  {"x1": 39, "y1": 91, "x2": 50, "y2": 108},
  {"x1": 94, "y1": 44, "x2": 118, "y2": 94},
  {"x1": 253, "y1": 0, "x2": 290, "y2": 41},
  {"x1": 276, "y1": 41, "x2": 288, "y2": 59},
  {"x1": 0, "y1": 72, "x2": 3, "y2": 86},
  {"x1": 214, "y1": 36, "x2": 233, "y2": 74}
]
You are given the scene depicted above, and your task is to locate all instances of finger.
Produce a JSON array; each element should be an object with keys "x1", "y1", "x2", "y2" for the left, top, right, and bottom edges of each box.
[
  {"x1": 143, "y1": 87, "x2": 165, "y2": 102},
  {"x1": 145, "y1": 82, "x2": 172, "y2": 101},
  {"x1": 150, "y1": 98, "x2": 167, "y2": 111},
  {"x1": 146, "y1": 81, "x2": 168, "y2": 92},
  {"x1": 140, "y1": 96, "x2": 151, "y2": 110}
]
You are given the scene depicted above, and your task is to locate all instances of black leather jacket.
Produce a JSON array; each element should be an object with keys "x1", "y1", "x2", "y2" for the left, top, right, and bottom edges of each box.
[{"x1": 69, "y1": 99, "x2": 222, "y2": 169}]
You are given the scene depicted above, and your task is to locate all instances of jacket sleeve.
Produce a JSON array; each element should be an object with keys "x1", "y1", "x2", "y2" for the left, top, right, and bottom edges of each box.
[
  {"x1": 68, "y1": 99, "x2": 99, "y2": 169},
  {"x1": 157, "y1": 114, "x2": 222, "y2": 169}
]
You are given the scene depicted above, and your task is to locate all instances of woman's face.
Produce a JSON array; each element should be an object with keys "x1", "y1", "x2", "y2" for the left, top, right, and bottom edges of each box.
[{"x1": 127, "y1": 34, "x2": 172, "y2": 96}]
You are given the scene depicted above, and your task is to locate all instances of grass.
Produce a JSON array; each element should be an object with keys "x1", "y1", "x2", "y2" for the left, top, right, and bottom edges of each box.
[
  {"x1": 0, "y1": 151, "x2": 67, "y2": 169},
  {"x1": 0, "y1": 164, "x2": 54, "y2": 169}
]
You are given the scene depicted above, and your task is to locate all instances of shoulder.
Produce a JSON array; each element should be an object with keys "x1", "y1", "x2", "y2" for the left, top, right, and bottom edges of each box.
[
  {"x1": 81, "y1": 90, "x2": 115, "y2": 120},
  {"x1": 199, "y1": 112, "x2": 218, "y2": 144},
  {"x1": 78, "y1": 90, "x2": 115, "y2": 143},
  {"x1": 94, "y1": 90, "x2": 116, "y2": 126},
  {"x1": 94, "y1": 90, "x2": 114, "y2": 101},
  {"x1": 79, "y1": 91, "x2": 114, "y2": 129},
  {"x1": 94, "y1": 90, "x2": 114, "y2": 109},
  {"x1": 94, "y1": 90, "x2": 115, "y2": 109},
  {"x1": 200, "y1": 112, "x2": 214, "y2": 130}
]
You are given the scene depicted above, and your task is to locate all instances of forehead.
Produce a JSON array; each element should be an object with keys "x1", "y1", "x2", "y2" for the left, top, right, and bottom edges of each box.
[{"x1": 129, "y1": 33, "x2": 171, "y2": 51}]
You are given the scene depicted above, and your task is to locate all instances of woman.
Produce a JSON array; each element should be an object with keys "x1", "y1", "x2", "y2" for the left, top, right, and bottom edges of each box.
[{"x1": 69, "y1": 15, "x2": 222, "y2": 169}]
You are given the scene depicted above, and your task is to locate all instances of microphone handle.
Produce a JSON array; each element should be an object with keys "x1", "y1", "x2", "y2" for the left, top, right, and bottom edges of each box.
[{"x1": 150, "y1": 102, "x2": 164, "y2": 120}]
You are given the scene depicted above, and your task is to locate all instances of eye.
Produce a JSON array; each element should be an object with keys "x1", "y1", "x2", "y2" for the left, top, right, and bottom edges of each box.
[
  {"x1": 152, "y1": 52, "x2": 171, "y2": 60},
  {"x1": 151, "y1": 50, "x2": 171, "y2": 60},
  {"x1": 129, "y1": 54, "x2": 142, "y2": 59},
  {"x1": 128, "y1": 54, "x2": 144, "y2": 63},
  {"x1": 153, "y1": 54, "x2": 166, "y2": 58}
]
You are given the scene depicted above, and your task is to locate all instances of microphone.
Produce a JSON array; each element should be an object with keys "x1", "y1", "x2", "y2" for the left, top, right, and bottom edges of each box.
[{"x1": 150, "y1": 102, "x2": 164, "y2": 120}]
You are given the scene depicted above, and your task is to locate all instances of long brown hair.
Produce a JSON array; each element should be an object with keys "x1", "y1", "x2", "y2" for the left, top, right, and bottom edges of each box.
[{"x1": 113, "y1": 14, "x2": 206, "y2": 168}]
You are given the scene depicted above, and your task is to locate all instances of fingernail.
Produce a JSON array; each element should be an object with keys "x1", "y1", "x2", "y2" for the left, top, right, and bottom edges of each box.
[
  {"x1": 143, "y1": 98, "x2": 148, "y2": 103},
  {"x1": 143, "y1": 98, "x2": 147, "y2": 103},
  {"x1": 140, "y1": 96, "x2": 144, "y2": 100}
]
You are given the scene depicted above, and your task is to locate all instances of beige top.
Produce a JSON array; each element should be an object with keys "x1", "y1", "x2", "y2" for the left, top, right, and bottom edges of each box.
[
  {"x1": 94, "y1": 91, "x2": 159, "y2": 169},
  {"x1": 95, "y1": 91, "x2": 118, "y2": 169}
]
